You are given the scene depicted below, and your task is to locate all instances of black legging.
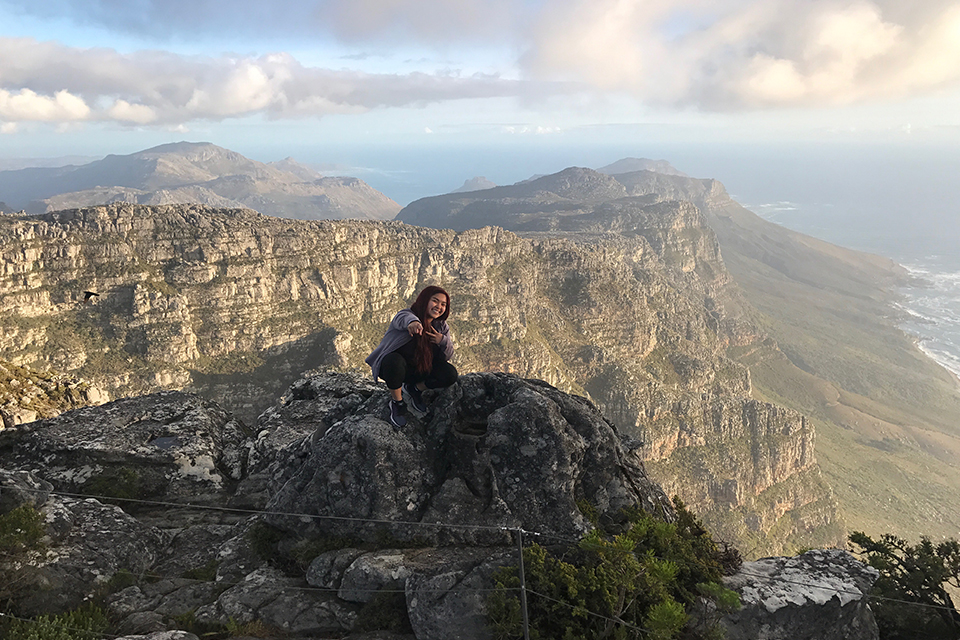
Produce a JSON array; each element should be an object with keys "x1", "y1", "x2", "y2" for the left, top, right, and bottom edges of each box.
[{"x1": 380, "y1": 350, "x2": 459, "y2": 391}]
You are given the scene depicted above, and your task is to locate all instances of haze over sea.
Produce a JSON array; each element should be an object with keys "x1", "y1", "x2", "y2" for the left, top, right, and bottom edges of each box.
[{"x1": 270, "y1": 139, "x2": 960, "y2": 381}]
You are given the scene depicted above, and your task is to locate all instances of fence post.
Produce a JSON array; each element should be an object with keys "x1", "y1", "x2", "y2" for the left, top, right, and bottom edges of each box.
[{"x1": 516, "y1": 527, "x2": 531, "y2": 640}]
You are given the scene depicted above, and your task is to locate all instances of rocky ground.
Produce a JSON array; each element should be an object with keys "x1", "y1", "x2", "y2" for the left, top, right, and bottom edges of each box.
[{"x1": 0, "y1": 372, "x2": 878, "y2": 639}]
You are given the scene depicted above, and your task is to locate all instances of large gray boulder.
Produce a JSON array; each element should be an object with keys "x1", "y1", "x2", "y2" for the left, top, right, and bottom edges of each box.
[
  {"x1": 264, "y1": 372, "x2": 673, "y2": 545},
  {"x1": 0, "y1": 469, "x2": 165, "y2": 616},
  {"x1": 0, "y1": 390, "x2": 248, "y2": 509},
  {"x1": 719, "y1": 549, "x2": 879, "y2": 640},
  {"x1": 232, "y1": 371, "x2": 384, "y2": 509},
  {"x1": 0, "y1": 372, "x2": 883, "y2": 640}
]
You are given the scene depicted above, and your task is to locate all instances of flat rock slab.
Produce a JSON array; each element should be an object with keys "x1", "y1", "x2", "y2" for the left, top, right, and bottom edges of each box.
[
  {"x1": 720, "y1": 549, "x2": 879, "y2": 640},
  {"x1": 0, "y1": 390, "x2": 248, "y2": 507}
]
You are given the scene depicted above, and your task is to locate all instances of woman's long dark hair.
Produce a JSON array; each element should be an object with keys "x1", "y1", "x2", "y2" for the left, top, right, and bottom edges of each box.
[{"x1": 410, "y1": 285, "x2": 450, "y2": 374}]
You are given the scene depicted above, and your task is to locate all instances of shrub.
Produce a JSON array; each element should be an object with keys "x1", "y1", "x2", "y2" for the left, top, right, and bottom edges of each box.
[
  {"x1": 0, "y1": 504, "x2": 46, "y2": 558},
  {"x1": 182, "y1": 558, "x2": 220, "y2": 582},
  {"x1": 488, "y1": 499, "x2": 741, "y2": 640},
  {"x1": 850, "y1": 531, "x2": 960, "y2": 639},
  {"x1": 2, "y1": 604, "x2": 109, "y2": 640}
]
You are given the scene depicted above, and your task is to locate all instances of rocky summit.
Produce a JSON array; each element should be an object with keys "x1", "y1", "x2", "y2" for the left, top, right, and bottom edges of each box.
[{"x1": 0, "y1": 371, "x2": 878, "y2": 640}]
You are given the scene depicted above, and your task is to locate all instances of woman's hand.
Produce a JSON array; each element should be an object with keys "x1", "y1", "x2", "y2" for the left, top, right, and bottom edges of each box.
[
  {"x1": 424, "y1": 325, "x2": 443, "y2": 344},
  {"x1": 407, "y1": 321, "x2": 423, "y2": 336}
]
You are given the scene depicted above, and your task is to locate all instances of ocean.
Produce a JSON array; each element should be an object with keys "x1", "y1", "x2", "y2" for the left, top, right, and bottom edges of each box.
[
  {"x1": 729, "y1": 142, "x2": 960, "y2": 382},
  {"x1": 278, "y1": 139, "x2": 960, "y2": 381}
]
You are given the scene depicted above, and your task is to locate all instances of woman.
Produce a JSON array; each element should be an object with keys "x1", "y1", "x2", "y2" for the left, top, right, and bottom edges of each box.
[{"x1": 365, "y1": 285, "x2": 458, "y2": 428}]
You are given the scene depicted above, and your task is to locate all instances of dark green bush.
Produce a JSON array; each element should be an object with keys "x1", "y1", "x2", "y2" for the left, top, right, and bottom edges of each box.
[
  {"x1": 81, "y1": 467, "x2": 142, "y2": 502},
  {"x1": 0, "y1": 504, "x2": 46, "y2": 557},
  {"x1": 182, "y1": 558, "x2": 220, "y2": 581},
  {"x1": 488, "y1": 499, "x2": 741, "y2": 640},
  {"x1": 850, "y1": 531, "x2": 960, "y2": 639}
]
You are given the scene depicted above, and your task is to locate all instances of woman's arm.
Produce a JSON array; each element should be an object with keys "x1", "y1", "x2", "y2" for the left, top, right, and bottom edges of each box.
[
  {"x1": 389, "y1": 309, "x2": 420, "y2": 332},
  {"x1": 437, "y1": 323, "x2": 454, "y2": 361}
]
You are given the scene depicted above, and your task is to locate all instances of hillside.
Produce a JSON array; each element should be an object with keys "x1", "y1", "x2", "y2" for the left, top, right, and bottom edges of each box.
[
  {"x1": 399, "y1": 164, "x2": 960, "y2": 543},
  {"x1": 0, "y1": 142, "x2": 401, "y2": 221},
  {"x1": 0, "y1": 201, "x2": 843, "y2": 557}
]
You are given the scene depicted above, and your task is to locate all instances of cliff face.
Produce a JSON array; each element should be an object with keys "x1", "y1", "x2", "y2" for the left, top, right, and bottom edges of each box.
[{"x1": 0, "y1": 201, "x2": 841, "y2": 555}]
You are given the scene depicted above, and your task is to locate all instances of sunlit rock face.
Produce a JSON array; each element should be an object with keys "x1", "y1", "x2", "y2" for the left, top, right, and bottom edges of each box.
[{"x1": 0, "y1": 197, "x2": 841, "y2": 555}]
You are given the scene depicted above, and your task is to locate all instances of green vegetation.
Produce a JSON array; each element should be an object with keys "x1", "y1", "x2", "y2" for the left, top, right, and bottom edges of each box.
[
  {"x1": 248, "y1": 519, "x2": 358, "y2": 574},
  {"x1": 182, "y1": 559, "x2": 220, "y2": 582},
  {"x1": 715, "y1": 208, "x2": 960, "y2": 542},
  {"x1": 0, "y1": 604, "x2": 109, "y2": 640},
  {"x1": 488, "y1": 499, "x2": 741, "y2": 639},
  {"x1": 103, "y1": 568, "x2": 139, "y2": 593},
  {"x1": 0, "y1": 504, "x2": 46, "y2": 558},
  {"x1": 850, "y1": 531, "x2": 960, "y2": 640},
  {"x1": 81, "y1": 467, "x2": 143, "y2": 503}
]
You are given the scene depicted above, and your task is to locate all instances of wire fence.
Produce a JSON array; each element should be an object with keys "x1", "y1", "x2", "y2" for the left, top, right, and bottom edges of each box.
[{"x1": 2, "y1": 484, "x2": 955, "y2": 640}]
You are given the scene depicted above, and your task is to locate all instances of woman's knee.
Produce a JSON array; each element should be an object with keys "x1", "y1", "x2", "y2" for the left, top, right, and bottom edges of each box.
[
  {"x1": 380, "y1": 352, "x2": 408, "y2": 389},
  {"x1": 426, "y1": 362, "x2": 458, "y2": 389}
]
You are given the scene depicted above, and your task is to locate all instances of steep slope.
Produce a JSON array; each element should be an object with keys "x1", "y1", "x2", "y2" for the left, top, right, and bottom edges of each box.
[
  {"x1": 0, "y1": 202, "x2": 843, "y2": 556},
  {"x1": 589, "y1": 167, "x2": 960, "y2": 542},
  {"x1": 0, "y1": 142, "x2": 400, "y2": 221}
]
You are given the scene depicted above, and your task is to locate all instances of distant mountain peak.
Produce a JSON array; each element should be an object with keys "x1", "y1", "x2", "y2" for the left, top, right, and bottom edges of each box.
[
  {"x1": 596, "y1": 158, "x2": 688, "y2": 177},
  {"x1": 0, "y1": 142, "x2": 399, "y2": 221},
  {"x1": 451, "y1": 176, "x2": 497, "y2": 193}
]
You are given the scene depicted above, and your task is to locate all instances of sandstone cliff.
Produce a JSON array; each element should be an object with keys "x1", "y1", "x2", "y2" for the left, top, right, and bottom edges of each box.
[
  {"x1": 0, "y1": 200, "x2": 841, "y2": 556},
  {"x1": 582, "y1": 166, "x2": 960, "y2": 544}
]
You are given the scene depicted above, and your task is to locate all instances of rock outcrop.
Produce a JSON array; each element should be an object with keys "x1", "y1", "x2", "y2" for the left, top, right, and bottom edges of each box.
[
  {"x1": 0, "y1": 358, "x2": 107, "y2": 428},
  {"x1": 0, "y1": 390, "x2": 248, "y2": 507},
  {"x1": 263, "y1": 372, "x2": 671, "y2": 545},
  {"x1": 0, "y1": 469, "x2": 165, "y2": 617},
  {"x1": 0, "y1": 372, "x2": 877, "y2": 639},
  {"x1": 719, "y1": 549, "x2": 880, "y2": 640}
]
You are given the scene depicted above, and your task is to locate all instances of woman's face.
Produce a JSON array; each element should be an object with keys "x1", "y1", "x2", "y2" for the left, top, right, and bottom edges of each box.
[{"x1": 426, "y1": 294, "x2": 448, "y2": 319}]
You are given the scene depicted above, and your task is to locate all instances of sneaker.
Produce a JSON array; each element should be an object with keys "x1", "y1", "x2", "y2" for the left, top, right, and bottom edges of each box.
[
  {"x1": 404, "y1": 382, "x2": 427, "y2": 413},
  {"x1": 388, "y1": 399, "x2": 407, "y2": 428}
]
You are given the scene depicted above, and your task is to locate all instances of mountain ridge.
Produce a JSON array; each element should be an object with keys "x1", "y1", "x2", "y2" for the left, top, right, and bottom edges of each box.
[
  {"x1": 397, "y1": 162, "x2": 960, "y2": 544},
  {"x1": 0, "y1": 141, "x2": 401, "y2": 221}
]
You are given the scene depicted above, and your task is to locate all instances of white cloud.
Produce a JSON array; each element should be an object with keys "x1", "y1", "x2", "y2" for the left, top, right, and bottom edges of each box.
[
  {"x1": 0, "y1": 122, "x2": 17, "y2": 134},
  {"x1": 3, "y1": 0, "x2": 960, "y2": 120},
  {"x1": 0, "y1": 88, "x2": 91, "y2": 121},
  {"x1": 523, "y1": 0, "x2": 960, "y2": 109},
  {"x1": 108, "y1": 99, "x2": 157, "y2": 123},
  {"x1": 0, "y1": 38, "x2": 525, "y2": 125}
]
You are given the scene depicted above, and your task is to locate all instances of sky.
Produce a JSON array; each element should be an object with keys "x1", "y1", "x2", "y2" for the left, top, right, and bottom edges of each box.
[{"x1": 2, "y1": 0, "x2": 960, "y2": 163}]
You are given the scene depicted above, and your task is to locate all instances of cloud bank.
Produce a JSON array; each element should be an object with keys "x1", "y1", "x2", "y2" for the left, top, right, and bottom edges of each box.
[
  {"x1": 524, "y1": 0, "x2": 960, "y2": 109},
  {"x1": 2, "y1": 0, "x2": 960, "y2": 125},
  {"x1": 0, "y1": 39, "x2": 525, "y2": 125}
]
